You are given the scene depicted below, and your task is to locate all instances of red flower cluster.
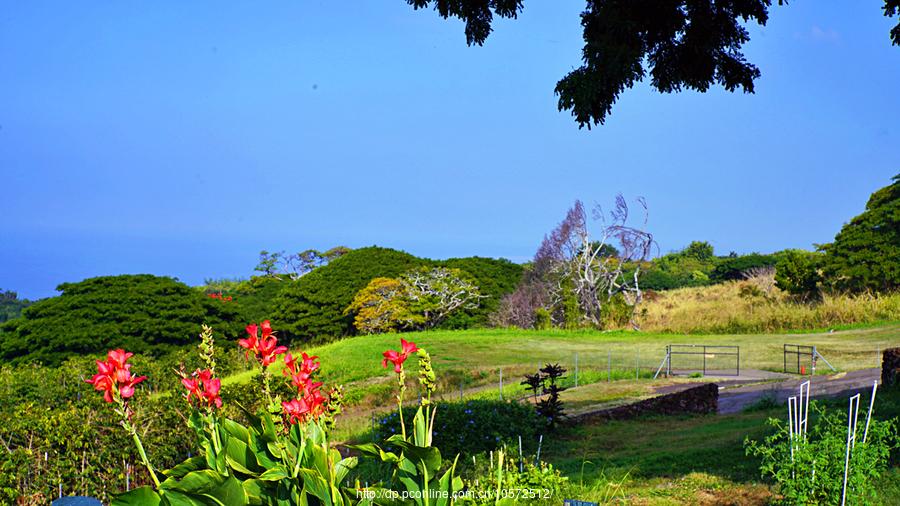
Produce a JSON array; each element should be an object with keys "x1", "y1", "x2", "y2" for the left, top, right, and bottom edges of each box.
[
  {"x1": 207, "y1": 292, "x2": 233, "y2": 302},
  {"x1": 86, "y1": 349, "x2": 147, "y2": 403},
  {"x1": 180, "y1": 369, "x2": 222, "y2": 409},
  {"x1": 281, "y1": 352, "x2": 327, "y2": 424},
  {"x1": 382, "y1": 338, "x2": 419, "y2": 373},
  {"x1": 239, "y1": 320, "x2": 287, "y2": 366}
]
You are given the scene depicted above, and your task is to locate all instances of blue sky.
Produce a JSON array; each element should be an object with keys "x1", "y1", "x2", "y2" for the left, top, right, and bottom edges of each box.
[{"x1": 1, "y1": 1, "x2": 898, "y2": 300}]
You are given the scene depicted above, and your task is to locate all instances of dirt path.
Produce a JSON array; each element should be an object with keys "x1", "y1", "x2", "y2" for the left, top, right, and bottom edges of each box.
[{"x1": 717, "y1": 368, "x2": 880, "y2": 414}]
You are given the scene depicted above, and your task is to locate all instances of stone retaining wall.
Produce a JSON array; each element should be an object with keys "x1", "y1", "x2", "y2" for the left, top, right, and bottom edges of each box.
[
  {"x1": 567, "y1": 383, "x2": 718, "y2": 425},
  {"x1": 882, "y1": 347, "x2": 900, "y2": 388}
]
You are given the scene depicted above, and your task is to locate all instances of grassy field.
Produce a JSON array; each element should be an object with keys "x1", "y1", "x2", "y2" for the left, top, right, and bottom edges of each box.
[
  {"x1": 231, "y1": 323, "x2": 900, "y2": 395},
  {"x1": 638, "y1": 279, "x2": 900, "y2": 334},
  {"x1": 219, "y1": 323, "x2": 899, "y2": 434},
  {"x1": 219, "y1": 323, "x2": 900, "y2": 503}
]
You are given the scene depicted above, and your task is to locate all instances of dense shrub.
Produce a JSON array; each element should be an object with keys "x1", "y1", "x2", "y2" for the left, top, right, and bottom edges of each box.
[
  {"x1": 0, "y1": 275, "x2": 243, "y2": 365},
  {"x1": 821, "y1": 174, "x2": 900, "y2": 293},
  {"x1": 0, "y1": 358, "x2": 195, "y2": 503},
  {"x1": 202, "y1": 275, "x2": 288, "y2": 323},
  {"x1": 711, "y1": 253, "x2": 778, "y2": 281},
  {"x1": 775, "y1": 250, "x2": 823, "y2": 300},
  {"x1": 745, "y1": 402, "x2": 899, "y2": 505},
  {"x1": 374, "y1": 399, "x2": 539, "y2": 457}
]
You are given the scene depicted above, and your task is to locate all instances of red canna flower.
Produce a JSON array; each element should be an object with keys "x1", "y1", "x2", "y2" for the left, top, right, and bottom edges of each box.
[
  {"x1": 240, "y1": 320, "x2": 287, "y2": 366},
  {"x1": 283, "y1": 352, "x2": 320, "y2": 388},
  {"x1": 85, "y1": 349, "x2": 146, "y2": 403},
  {"x1": 180, "y1": 368, "x2": 222, "y2": 409},
  {"x1": 400, "y1": 338, "x2": 418, "y2": 357},
  {"x1": 282, "y1": 397, "x2": 311, "y2": 424},
  {"x1": 381, "y1": 338, "x2": 419, "y2": 374},
  {"x1": 282, "y1": 386, "x2": 327, "y2": 424}
]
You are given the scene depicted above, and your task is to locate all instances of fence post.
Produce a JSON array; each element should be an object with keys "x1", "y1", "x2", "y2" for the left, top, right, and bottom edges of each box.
[
  {"x1": 499, "y1": 368, "x2": 503, "y2": 400},
  {"x1": 842, "y1": 394, "x2": 861, "y2": 506},
  {"x1": 574, "y1": 353, "x2": 579, "y2": 387}
]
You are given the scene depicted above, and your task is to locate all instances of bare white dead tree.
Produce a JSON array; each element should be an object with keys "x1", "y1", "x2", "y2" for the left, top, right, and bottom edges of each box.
[
  {"x1": 534, "y1": 196, "x2": 655, "y2": 329},
  {"x1": 401, "y1": 267, "x2": 485, "y2": 328}
]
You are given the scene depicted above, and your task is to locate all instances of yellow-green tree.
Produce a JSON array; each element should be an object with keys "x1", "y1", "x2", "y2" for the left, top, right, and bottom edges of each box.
[{"x1": 344, "y1": 277, "x2": 414, "y2": 334}]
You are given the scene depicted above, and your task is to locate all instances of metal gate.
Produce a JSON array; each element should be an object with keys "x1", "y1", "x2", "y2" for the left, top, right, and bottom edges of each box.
[
  {"x1": 665, "y1": 344, "x2": 740, "y2": 377},
  {"x1": 783, "y1": 344, "x2": 816, "y2": 374}
]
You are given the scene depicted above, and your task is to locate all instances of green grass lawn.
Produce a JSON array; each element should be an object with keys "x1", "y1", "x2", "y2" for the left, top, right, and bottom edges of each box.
[
  {"x1": 220, "y1": 324, "x2": 900, "y2": 504},
  {"x1": 298, "y1": 324, "x2": 898, "y2": 385},
  {"x1": 541, "y1": 387, "x2": 900, "y2": 504},
  {"x1": 221, "y1": 324, "x2": 898, "y2": 443}
]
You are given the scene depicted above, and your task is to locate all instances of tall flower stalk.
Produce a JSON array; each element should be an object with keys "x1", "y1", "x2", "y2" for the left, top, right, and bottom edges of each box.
[
  {"x1": 382, "y1": 338, "x2": 418, "y2": 439},
  {"x1": 239, "y1": 320, "x2": 287, "y2": 411},
  {"x1": 85, "y1": 350, "x2": 159, "y2": 489}
]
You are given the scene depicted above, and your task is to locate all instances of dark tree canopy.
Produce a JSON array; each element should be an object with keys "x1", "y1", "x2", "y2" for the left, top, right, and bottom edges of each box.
[
  {"x1": 407, "y1": 0, "x2": 900, "y2": 127},
  {"x1": 821, "y1": 174, "x2": 900, "y2": 293},
  {"x1": 0, "y1": 275, "x2": 244, "y2": 366}
]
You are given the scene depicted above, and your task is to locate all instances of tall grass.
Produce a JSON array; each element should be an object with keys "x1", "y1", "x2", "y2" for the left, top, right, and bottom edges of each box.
[{"x1": 637, "y1": 278, "x2": 900, "y2": 334}]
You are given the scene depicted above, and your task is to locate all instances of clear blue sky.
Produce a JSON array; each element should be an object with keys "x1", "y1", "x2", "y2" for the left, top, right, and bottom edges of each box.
[{"x1": 2, "y1": 1, "x2": 898, "y2": 300}]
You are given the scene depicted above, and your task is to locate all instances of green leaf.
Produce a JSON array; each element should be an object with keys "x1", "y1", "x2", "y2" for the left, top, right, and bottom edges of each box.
[
  {"x1": 159, "y1": 490, "x2": 209, "y2": 506},
  {"x1": 112, "y1": 486, "x2": 162, "y2": 506},
  {"x1": 225, "y1": 436, "x2": 262, "y2": 475},
  {"x1": 162, "y1": 469, "x2": 225, "y2": 493},
  {"x1": 257, "y1": 465, "x2": 290, "y2": 482},
  {"x1": 241, "y1": 479, "x2": 270, "y2": 505},
  {"x1": 334, "y1": 456, "x2": 357, "y2": 485},
  {"x1": 204, "y1": 475, "x2": 247, "y2": 506},
  {"x1": 412, "y1": 407, "x2": 427, "y2": 447},
  {"x1": 164, "y1": 456, "x2": 208, "y2": 480},
  {"x1": 222, "y1": 418, "x2": 252, "y2": 443},
  {"x1": 347, "y1": 443, "x2": 400, "y2": 463},
  {"x1": 384, "y1": 437, "x2": 442, "y2": 475},
  {"x1": 298, "y1": 468, "x2": 334, "y2": 506}
]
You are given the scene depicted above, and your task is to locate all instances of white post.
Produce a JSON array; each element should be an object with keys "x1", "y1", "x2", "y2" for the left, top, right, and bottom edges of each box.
[
  {"x1": 863, "y1": 381, "x2": 878, "y2": 443},
  {"x1": 841, "y1": 394, "x2": 861, "y2": 506},
  {"x1": 575, "y1": 353, "x2": 579, "y2": 387},
  {"x1": 788, "y1": 396, "x2": 797, "y2": 463},
  {"x1": 799, "y1": 381, "x2": 811, "y2": 438},
  {"x1": 636, "y1": 349, "x2": 640, "y2": 380}
]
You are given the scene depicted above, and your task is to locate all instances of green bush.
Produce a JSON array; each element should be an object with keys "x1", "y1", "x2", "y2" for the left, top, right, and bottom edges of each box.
[
  {"x1": 534, "y1": 308, "x2": 552, "y2": 330},
  {"x1": 0, "y1": 275, "x2": 243, "y2": 365},
  {"x1": 775, "y1": 250, "x2": 823, "y2": 300},
  {"x1": 745, "y1": 402, "x2": 899, "y2": 505},
  {"x1": 460, "y1": 451, "x2": 568, "y2": 506},
  {"x1": 202, "y1": 275, "x2": 289, "y2": 323},
  {"x1": 374, "y1": 399, "x2": 540, "y2": 458},
  {"x1": 711, "y1": 253, "x2": 777, "y2": 281}
]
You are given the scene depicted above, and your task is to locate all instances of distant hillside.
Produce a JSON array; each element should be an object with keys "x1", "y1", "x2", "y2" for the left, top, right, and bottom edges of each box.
[{"x1": 272, "y1": 246, "x2": 524, "y2": 342}]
